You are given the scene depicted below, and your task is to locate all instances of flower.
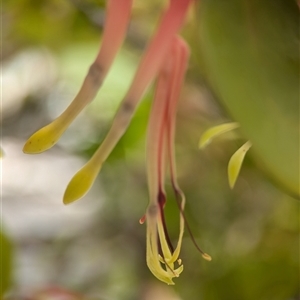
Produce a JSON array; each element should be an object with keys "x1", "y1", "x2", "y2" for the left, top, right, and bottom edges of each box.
[
  {"x1": 23, "y1": 0, "x2": 211, "y2": 284},
  {"x1": 142, "y1": 36, "x2": 211, "y2": 284}
]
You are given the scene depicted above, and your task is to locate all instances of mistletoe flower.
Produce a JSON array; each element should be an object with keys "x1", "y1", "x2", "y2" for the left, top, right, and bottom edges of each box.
[
  {"x1": 142, "y1": 36, "x2": 211, "y2": 285},
  {"x1": 23, "y1": 0, "x2": 211, "y2": 284}
]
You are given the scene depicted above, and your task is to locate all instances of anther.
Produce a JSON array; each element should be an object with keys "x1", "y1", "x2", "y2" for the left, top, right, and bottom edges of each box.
[{"x1": 139, "y1": 214, "x2": 146, "y2": 224}]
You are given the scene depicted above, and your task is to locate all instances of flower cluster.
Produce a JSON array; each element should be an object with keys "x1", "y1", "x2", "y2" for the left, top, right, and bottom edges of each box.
[{"x1": 23, "y1": 0, "x2": 211, "y2": 284}]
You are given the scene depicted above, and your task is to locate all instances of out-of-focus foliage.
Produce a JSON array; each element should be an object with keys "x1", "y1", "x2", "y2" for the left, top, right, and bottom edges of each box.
[
  {"x1": 4, "y1": 0, "x2": 103, "y2": 56},
  {"x1": 197, "y1": 0, "x2": 299, "y2": 197},
  {"x1": 0, "y1": 229, "x2": 12, "y2": 297},
  {"x1": 2, "y1": 0, "x2": 300, "y2": 299}
]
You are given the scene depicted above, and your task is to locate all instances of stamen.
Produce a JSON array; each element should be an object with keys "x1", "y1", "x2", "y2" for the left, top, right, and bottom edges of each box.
[
  {"x1": 172, "y1": 187, "x2": 212, "y2": 261},
  {"x1": 159, "y1": 255, "x2": 178, "y2": 277},
  {"x1": 139, "y1": 215, "x2": 146, "y2": 224},
  {"x1": 146, "y1": 210, "x2": 176, "y2": 285}
]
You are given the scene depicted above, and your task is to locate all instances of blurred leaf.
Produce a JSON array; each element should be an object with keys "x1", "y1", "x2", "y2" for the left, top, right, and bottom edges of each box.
[
  {"x1": 5, "y1": 0, "x2": 100, "y2": 52},
  {"x1": 198, "y1": 0, "x2": 299, "y2": 197},
  {"x1": 0, "y1": 229, "x2": 13, "y2": 297}
]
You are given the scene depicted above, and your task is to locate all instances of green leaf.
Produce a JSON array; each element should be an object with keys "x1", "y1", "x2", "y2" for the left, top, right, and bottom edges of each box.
[{"x1": 198, "y1": 0, "x2": 300, "y2": 197}]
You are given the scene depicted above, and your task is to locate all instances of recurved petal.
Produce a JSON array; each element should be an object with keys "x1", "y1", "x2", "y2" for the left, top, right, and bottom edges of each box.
[
  {"x1": 228, "y1": 141, "x2": 252, "y2": 189},
  {"x1": 147, "y1": 253, "x2": 175, "y2": 285},
  {"x1": 146, "y1": 219, "x2": 175, "y2": 285},
  {"x1": 199, "y1": 122, "x2": 239, "y2": 149}
]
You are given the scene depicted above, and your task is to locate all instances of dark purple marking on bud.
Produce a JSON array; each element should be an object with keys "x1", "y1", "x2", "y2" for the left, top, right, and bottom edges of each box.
[{"x1": 88, "y1": 63, "x2": 104, "y2": 86}]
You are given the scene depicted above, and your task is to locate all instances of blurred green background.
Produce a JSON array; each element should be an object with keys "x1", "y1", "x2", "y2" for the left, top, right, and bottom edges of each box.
[{"x1": 2, "y1": 1, "x2": 299, "y2": 299}]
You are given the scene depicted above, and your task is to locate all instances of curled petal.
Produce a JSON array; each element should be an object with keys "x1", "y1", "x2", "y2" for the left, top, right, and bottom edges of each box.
[
  {"x1": 228, "y1": 141, "x2": 252, "y2": 189},
  {"x1": 146, "y1": 214, "x2": 175, "y2": 285},
  {"x1": 23, "y1": 0, "x2": 133, "y2": 154},
  {"x1": 199, "y1": 122, "x2": 239, "y2": 149},
  {"x1": 146, "y1": 207, "x2": 183, "y2": 285}
]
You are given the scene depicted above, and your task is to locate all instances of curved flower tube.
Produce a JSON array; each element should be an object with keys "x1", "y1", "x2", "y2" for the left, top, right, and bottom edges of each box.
[{"x1": 23, "y1": 0, "x2": 133, "y2": 154}]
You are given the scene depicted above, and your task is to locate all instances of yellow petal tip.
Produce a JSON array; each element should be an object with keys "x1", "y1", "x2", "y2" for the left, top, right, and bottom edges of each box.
[
  {"x1": 23, "y1": 123, "x2": 64, "y2": 154},
  {"x1": 63, "y1": 161, "x2": 101, "y2": 205}
]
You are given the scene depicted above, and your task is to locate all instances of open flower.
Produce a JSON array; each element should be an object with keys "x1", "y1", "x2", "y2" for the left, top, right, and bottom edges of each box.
[
  {"x1": 142, "y1": 36, "x2": 211, "y2": 285},
  {"x1": 23, "y1": 0, "x2": 211, "y2": 284}
]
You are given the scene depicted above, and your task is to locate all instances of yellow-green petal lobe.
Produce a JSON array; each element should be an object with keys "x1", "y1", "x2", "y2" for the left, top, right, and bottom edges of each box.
[
  {"x1": 147, "y1": 256, "x2": 175, "y2": 285},
  {"x1": 23, "y1": 119, "x2": 67, "y2": 154},
  {"x1": 199, "y1": 122, "x2": 239, "y2": 149},
  {"x1": 228, "y1": 141, "x2": 252, "y2": 189},
  {"x1": 63, "y1": 160, "x2": 102, "y2": 204}
]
